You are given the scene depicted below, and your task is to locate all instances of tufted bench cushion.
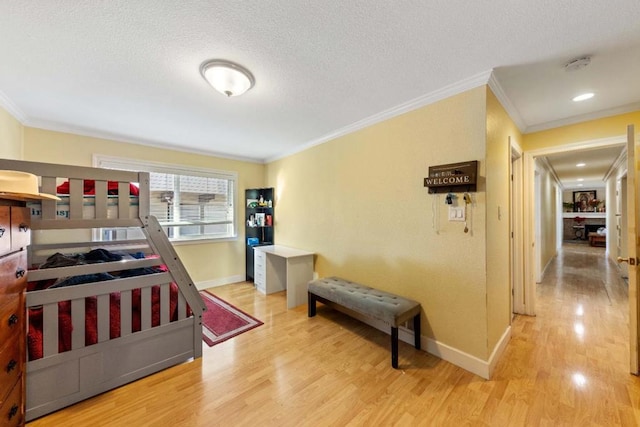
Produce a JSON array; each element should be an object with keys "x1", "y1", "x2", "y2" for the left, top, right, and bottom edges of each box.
[{"x1": 307, "y1": 276, "x2": 421, "y2": 368}]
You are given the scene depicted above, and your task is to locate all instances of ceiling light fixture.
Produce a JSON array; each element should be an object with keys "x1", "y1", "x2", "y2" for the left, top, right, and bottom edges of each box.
[
  {"x1": 565, "y1": 56, "x2": 591, "y2": 72},
  {"x1": 577, "y1": 178, "x2": 584, "y2": 181},
  {"x1": 200, "y1": 59, "x2": 255, "y2": 97},
  {"x1": 576, "y1": 163, "x2": 586, "y2": 167},
  {"x1": 572, "y1": 92, "x2": 594, "y2": 102}
]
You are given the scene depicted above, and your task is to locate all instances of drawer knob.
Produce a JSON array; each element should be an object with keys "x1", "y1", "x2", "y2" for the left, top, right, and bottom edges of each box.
[
  {"x1": 18, "y1": 223, "x2": 29, "y2": 232},
  {"x1": 0, "y1": 227, "x2": 4, "y2": 237},
  {"x1": 8, "y1": 404, "x2": 18, "y2": 420},
  {"x1": 8, "y1": 314, "x2": 18, "y2": 326},
  {"x1": 15, "y1": 268, "x2": 26, "y2": 279},
  {"x1": 6, "y1": 359, "x2": 16, "y2": 373}
]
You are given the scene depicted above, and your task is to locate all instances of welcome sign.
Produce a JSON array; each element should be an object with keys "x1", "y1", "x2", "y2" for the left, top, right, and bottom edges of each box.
[{"x1": 424, "y1": 160, "x2": 478, "y2": 194}]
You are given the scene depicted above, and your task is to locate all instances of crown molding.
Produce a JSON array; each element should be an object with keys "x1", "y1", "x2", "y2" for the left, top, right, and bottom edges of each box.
[
  {"x1": 603, "y1": 146, "x2": 627, "y2": 182},
  {"x1": 538, "y1": 156, "x2": 563, "y2": 189},
  {"x1": 266, "y1": 69, "x2": 493, "y2": 163},
  {"x1": 487, "y1": 72, "x2": 527, "y2": 132},
  {"x1": 24, "y1": 118, "x2": 264, "y2": 164},
  {"x1": 0, "y1": 90, "x2": 27, "y2": 123},
  {"x1": 524, "y1": 102, "x2": 640, "y2": 134}
]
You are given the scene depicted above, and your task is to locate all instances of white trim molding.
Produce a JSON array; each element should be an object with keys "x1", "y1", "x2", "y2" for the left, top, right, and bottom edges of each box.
[
  {"x1": 0, "y1": 90, "x2": 27, "y2": 123},
  {"x1": 323, "y1": 303, "x2": 510, "y2": 379},
  {"x1": 525, "y1": 102, "x2": 640, "y2": 134},
  {"x1": 195, "y1": 275, "x2": 245, "y2": 290},
  {"x1": 487, "y1": 72, "x2": 527, "y2": 132},
  {"x1": 267, "y1": 69, "x2": 494, "y2": 163}
]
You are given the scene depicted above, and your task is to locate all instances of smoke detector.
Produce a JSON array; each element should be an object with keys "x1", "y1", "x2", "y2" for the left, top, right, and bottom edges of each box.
[{"x1": 565, "y1": 56, "x2": 591, "y2": 72}]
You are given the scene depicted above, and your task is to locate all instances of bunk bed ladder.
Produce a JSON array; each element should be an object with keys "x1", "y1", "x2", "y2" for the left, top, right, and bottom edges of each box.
[{"x1": 141, "y1": 215, "x2": 206, "y2": 358}]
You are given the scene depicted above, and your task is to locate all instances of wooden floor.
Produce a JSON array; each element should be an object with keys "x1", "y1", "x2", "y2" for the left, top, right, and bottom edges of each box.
[{"x1": 28, "y1": 243, "x2": 640, "y2": 426}]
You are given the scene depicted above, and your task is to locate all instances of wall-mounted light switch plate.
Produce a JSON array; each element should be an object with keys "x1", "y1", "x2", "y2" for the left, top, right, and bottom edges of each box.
[{"x1": 448, "y1": 206, "x2": 465, "y2": 221}]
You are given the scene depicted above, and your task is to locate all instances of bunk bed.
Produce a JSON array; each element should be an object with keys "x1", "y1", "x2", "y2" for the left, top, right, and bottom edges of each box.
[{"x1": 0, "y1": 159, "x2": 206, "y2": 422}]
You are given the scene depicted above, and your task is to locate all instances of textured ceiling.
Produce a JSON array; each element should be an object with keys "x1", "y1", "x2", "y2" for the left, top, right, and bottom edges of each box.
[{"x1": 0, "y1": 1, "x2": 639, "y2": 163}]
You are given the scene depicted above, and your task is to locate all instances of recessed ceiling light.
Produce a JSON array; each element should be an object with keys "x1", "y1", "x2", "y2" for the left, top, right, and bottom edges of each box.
[
  {"x1": 577, "y1": 178, "x2": 584, "y2": 181},
  {"x1": 576, "y1": 163, "x2": 586, "y2": 167},
  {"x1": 572, "y1": 93, "x2": 594, "y2": 102}
]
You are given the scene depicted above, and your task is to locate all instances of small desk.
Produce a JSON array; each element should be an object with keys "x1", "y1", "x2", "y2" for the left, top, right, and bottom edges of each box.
[{"x1": 253, "y1": 245, "x2": 314, "y2": 309}]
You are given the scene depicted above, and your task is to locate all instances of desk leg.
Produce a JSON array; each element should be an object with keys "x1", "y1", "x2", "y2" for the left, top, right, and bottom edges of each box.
[{"x1": 286, "y1": 256, "x2": 314, "y2": 309}]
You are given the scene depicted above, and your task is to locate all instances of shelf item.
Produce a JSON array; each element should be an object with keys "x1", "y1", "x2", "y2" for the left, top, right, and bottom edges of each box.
[{"x1": 245, "y1": 188, "x2": 274, "y2": 281}]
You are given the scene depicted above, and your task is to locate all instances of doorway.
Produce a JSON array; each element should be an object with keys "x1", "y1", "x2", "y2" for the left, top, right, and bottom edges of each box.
[{"x1": 522, "y1": 134, "x2": 631, "y2": 369}]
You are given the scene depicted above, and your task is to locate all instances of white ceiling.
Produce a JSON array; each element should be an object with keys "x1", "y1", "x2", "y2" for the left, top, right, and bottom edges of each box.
[
  {"x1": 544, "y1": 145, "x2": 625, "y2": 191},
  {"x1": 0, "y1": 1, "x2": 639, "y2": 164}
]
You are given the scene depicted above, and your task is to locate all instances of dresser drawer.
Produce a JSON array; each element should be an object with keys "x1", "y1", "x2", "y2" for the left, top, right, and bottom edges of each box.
[
  {"x1": 254, "y1": 271, "x2": 265, "y2": 287},
  {"x1": 0, "y1": 207, "x2": 9, "y2": 255},
  {"x1": 10, "y1": 206, "x2": 30, "y2": 252},
  {"x1": 0, "y1": 378, "x2": 23, "y2": 427},
  {"x1": 0, "y1": 294, "x2": 23, "y2": 351},
  {"x1": 255, "y1": 278, "x2": 266, "y2": 294},
  {"x1": 0, "y1": 251, "x2": 27, "y2": 299},
  {"x1": 254, "y1": 252, "x2": 265, "y2": 272},
  {"x1": 0, "y1": 334, "x2": 23, "y2": 403}
]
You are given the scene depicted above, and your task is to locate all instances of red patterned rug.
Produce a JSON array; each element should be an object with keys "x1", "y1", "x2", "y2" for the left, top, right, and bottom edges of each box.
[{"x1": 200, "y1": 291, "x2": 263, "y2": 347}]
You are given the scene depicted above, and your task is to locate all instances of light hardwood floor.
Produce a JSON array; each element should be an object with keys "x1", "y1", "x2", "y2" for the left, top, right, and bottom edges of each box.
[{"x1": 28, "y1": 243, "x2": 640, "y2": 426}]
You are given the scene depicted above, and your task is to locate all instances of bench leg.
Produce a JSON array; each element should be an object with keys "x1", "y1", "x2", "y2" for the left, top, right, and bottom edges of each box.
[
  {"x1": 391, "y1": 327, "x2": 399, "y2": 369},
  {"x1": 308, "y1": 292, "x2": 316, "y2": 317},
  {"x1": 414, "y1": 314, "x2": 421, "y2": 350}
]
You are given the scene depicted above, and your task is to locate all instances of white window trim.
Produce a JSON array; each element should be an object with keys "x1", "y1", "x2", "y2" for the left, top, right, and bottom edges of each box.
[{"x1": 93, "y1": 154, "x2": 238, "y2": 244}]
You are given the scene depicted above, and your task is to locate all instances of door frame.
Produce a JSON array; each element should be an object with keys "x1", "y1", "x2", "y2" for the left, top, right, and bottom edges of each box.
[
  {"x1": 625, "y1": 124, "x2": 638, "y2": 374},
  {"x1": 522, "y1": 135, "x2": 626, "y2": 316},
  {"x1": 511, "y1": 140, "x2": 525, "y2": 315}
]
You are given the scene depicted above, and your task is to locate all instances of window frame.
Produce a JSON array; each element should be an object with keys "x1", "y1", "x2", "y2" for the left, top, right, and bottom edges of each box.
[{"x1": 93, "y1": 154, "x2": 238, "y2": 244}]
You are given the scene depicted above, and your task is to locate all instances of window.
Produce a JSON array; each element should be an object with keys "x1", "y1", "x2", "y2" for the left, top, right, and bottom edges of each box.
[{"x1": 94, "y1": 155, "x2": 237, "y2": 243}]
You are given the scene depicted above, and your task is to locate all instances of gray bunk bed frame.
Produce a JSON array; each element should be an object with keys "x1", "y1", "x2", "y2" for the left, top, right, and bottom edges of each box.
[{"x1": 0, "y1": 159, "x2": 205, "y2": 421}]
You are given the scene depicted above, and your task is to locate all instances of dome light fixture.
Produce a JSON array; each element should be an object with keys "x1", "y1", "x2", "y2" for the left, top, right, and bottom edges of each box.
[
  {"x1": 200, "y1": 59, "x2": 255, "y2": 97},
  {"x1": 572, "y1": 92, "x2": 594, "y2": 102}
]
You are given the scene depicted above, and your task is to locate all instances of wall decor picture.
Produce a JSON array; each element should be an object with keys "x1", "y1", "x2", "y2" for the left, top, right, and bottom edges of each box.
[{"x1": 573, "y1": 190, "x2": 596, "y2": 212}]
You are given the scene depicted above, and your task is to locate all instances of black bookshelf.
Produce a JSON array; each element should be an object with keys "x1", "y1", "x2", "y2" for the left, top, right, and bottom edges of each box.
[{"x1": 245, "y1": 187, "x2": 274, "y2": 281}]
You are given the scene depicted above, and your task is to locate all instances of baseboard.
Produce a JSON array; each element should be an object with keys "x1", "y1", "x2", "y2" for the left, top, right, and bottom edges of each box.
[
  {"x1": 321, "y1": 302, "x2": 510, "y2": 379},
  {"x1": 417, "y1": 326, "x2": 510, "y2": 380},
  {"x1": 487, "y1": 326, "x2": 512, "y2": 378},
  {"x1": 195, "y1": 275, "x2": 244, "y2": 290}
]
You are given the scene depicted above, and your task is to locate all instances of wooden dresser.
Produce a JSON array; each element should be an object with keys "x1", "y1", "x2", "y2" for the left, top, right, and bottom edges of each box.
[{"x1": 0, "y1": 202, "x2": 30, "y2": 427}]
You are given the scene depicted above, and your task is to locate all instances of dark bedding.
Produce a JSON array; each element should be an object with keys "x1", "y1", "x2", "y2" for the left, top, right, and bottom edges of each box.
[
  {"x1": 27, "y1": 249, "x2": 181, "y2": 361},
  {"x1": 56, "y1": 180, "x2": 140, "y2": 196}
]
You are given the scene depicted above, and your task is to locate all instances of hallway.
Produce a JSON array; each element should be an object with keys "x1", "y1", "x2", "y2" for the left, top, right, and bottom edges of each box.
[{"x1": 494, "y1": 242, "x2": 638, "y2": 424}]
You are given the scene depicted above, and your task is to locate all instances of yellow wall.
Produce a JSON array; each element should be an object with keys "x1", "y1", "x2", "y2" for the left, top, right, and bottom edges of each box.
[
  {"x1": 485, "y1": 88, "x2": 521, "y2": 353},
  {"x1": 267, "y1": 87, "x2": 494, "y2": 359},
  {"x1": 0, "y1": 106, "x2": 23, "y2": 159},
  {"x1": 523, "y1": 111, "x2": 640, "y2": 151},
  {"x1": 23, "y1": 127, "x2": 265, "y2": 285}
]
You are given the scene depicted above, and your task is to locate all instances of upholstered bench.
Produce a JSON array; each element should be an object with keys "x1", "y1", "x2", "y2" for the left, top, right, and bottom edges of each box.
[{"x1": 308, "y1": 277, "x2": 421, "y2": 369}]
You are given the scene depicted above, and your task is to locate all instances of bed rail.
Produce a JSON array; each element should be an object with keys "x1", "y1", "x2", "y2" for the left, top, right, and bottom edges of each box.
[{"x1": 0, "y1": 158, "x2": 150, "y2": 229}]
